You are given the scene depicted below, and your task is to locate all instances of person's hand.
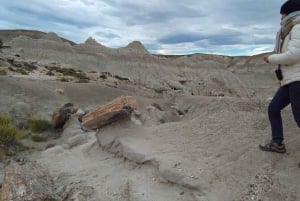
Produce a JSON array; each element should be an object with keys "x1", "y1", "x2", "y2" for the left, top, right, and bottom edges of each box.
[{"x1": 263, "y1": 55, "x2": 269, "y2": 63}]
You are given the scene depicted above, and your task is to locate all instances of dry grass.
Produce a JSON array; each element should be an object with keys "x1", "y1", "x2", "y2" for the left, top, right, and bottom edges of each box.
[
  {"x1": 27, "y1": 119, "x2": 51, "y2": 133},
  {"x1": 15, "y1": 68, "x2": 28, "y2": 75},
  {"x1": 0, "y1": 115, "x2": 24, "y2": 147},
  {"x1": 0, "y1": 69, "x2": 6, "y2": 75}
]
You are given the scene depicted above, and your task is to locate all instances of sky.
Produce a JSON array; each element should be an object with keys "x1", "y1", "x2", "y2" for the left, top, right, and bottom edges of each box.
[{"x1": 0, "y1": 0, "x2": 285, "y2": 56}]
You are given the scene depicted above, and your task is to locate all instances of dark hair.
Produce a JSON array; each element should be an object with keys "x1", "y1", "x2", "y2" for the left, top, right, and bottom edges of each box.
[{"x1": 280, "y1": 0, "x2": 300, "y2": 15}]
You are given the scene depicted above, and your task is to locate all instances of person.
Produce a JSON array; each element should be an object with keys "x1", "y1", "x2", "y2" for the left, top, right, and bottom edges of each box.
[{"x1": 259, "y1": 0, "x2": 300, "y2": 153}]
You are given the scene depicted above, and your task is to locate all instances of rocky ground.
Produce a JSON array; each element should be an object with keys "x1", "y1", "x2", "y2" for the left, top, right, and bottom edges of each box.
[{"x1": 0, "y1": 30, "x2": 300, "y2": 201}]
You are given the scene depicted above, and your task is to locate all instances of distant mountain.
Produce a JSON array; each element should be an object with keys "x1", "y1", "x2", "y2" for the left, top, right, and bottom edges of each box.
[
  {"x1": 123, "y1": 41, "x2": 149, "y2": 54},
  {"x1": 0, "y1": 29, "x2": 76, "y2": 45}
]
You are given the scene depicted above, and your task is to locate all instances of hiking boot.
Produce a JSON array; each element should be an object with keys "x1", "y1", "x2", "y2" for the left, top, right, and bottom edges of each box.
[{"x1": 259, "y1": 141, "x2": 286, "y2": 154}]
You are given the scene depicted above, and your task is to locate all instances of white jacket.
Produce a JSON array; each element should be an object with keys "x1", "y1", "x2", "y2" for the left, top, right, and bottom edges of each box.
[{"x1": 268, "y1": 24, "x2": 300, "y2": 86}]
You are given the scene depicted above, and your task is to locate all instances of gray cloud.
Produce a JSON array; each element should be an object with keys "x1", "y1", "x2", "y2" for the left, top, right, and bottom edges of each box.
[
  {"x1": 0, "y1": 0, "x2": 285, "y2": 55},
  {"x1": 95, "y1": 31, "x2": 120, "y2": 39},
  {"x1": 113, "y1": 1, "x2": 204, "y2": 26},
  {"x1": 8, "y1": 6, "x2": 97, "y2": 28},
  {"x1": 159, "y1": 33, "x2": 202, "y2": 44}
]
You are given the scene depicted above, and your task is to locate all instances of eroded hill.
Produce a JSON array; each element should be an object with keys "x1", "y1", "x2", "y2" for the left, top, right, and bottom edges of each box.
[{"x1": 0, "y1": 30, "x2": 297, "y2": 201}]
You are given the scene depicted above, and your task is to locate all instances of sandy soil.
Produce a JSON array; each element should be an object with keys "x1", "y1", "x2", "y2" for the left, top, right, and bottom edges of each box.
[{"x1": 0, "y1": 32, "x2": 300, "y2": 201}]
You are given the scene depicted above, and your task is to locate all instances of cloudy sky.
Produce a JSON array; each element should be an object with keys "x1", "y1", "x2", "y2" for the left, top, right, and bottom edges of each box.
[{"x1": 0, "y1": 0, "x2": 285, "y2": 56}]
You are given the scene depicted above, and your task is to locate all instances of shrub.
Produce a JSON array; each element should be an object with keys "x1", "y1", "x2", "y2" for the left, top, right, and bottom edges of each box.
[
  {"x1": 0, "y1": 69, "x2": 7, "y2": 75},
  {"x1": 0, "y1": 39, "x2": 3, "y2": 49},
  {"x1": 45, "y1": 66, "x2": 89, "y2": 80},
  {"x1": 46, "y1": 71, "x2": 55, "y2": 76},
  {"x1": 57, "y1": 67, "x2": 77, "y2": 76},
  {"x1": 76, "y1": 79, "x2": 89, "y2": 83},
  {"x1": 27, "y1": 119, "x2": 51, "y2": 133},
  {"x1": 8, "y1": 67, "x2": 15, "y2": 72},
  {"x1": 0, "y1": 115, "x2": 11, "y2": 126},
  {"x1": 5, "y1": 150, "x2": 16, "y2": 156},
  {"x1": 31, "y1": 134, "x2": 48, "y2": 142},
  {"x1": 0, "y1": 115, "x2": 22, "y2": 147},
  {"x1": 48, "y1": 67, "x2": 77, "y2": 77},
  {"x1": 15, "y1": 69, "x2": 28, "y2": 75},
  {"x1": 0, "y1": 115, "x2": 31, "y2": 157},
  {"x1": 100, "y1": 74, "x2": 107, "y2": 79},
  {"x1": 59, "y1": 77, "x2": 69, "y2": 82},
  {"x1": 0, "y1": 125, "x2": 21, "y2": 146}
]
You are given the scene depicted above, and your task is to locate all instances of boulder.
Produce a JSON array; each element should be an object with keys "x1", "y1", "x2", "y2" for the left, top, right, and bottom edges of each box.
[
  {"x1": 52, "y1": 103, "x2": 78, "y2": 129},
  {"x1": 1, "y1": 163, "x2": 60, "y2": 201},
  {"x1": 80, "y1": 96, "x2": 138, "y2": 130}
]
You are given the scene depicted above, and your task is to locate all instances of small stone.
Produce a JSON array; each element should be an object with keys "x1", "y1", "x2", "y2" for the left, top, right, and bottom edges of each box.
[
  {"x1": 180, "y1": 191, "x2": 184, "y2": 195},
  {"x1": 55, "y1": 88, "x2": 64, "y2": 94},
  {"x1": 133, "y1": 110, "x2": 141, "y2": 116}
]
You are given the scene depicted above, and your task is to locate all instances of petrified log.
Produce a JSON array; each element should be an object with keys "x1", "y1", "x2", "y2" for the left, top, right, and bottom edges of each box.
[
  {"x1": 1, "y1": 163, "x2": 59, "y2": 201},
  {"x1": 80, "y1": 96, "x2": 138, "y2": 130},
  {"x1": 52, "y1": 103, "x2": 78, "y2": 129}
]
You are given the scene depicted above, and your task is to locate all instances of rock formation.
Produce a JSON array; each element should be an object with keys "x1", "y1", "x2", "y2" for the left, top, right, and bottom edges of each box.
[
  {"x1": 52, "y1": 103, "x2": 78, "y2": 129},
  {"x1": 0, "y1": 30, "x2": 296, "y2": 201},
  {"x1": 80, "y1": 96, "x2": 138, "y2": 130},
  {"x1": 1, "y1": 163, "x2": 59, "y2": 201}
]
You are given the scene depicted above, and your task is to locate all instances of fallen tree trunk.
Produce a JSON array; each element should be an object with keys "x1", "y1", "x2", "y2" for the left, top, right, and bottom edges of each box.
[
  {"x1": 1, "y1": 163, "x2": 59, "y2": 201},
  {"x1": 80, "y1": 96, "x2": 138, "y2": 130}
]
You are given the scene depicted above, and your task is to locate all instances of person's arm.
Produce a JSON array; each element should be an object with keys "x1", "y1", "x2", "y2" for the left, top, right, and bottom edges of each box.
[{"x1": 267, "y1": 25, "x2": 300, "y2": 65}]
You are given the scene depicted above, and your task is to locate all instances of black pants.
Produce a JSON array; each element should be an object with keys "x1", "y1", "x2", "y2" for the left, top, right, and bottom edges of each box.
[{"x1": 268, "y1": 81, "x2": 300, "y2": 144}]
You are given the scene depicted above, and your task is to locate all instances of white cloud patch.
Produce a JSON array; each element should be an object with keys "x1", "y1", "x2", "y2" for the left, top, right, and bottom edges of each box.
[{"x1": 0, "y1": 0, "x2": 284, "y2": 55}]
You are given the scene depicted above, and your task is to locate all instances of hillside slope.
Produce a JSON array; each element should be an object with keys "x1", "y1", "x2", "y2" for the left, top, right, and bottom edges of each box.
[{"x1": 0, "y1": 30, "x2": 297, "y2": 201}]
